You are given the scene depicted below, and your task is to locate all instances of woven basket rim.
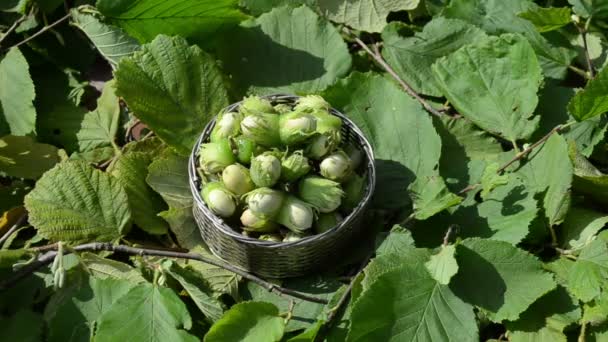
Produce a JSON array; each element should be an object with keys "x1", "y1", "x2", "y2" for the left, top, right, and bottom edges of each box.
[{"x1": 188, "y1": 93, "x2": 376, "y2": 249}]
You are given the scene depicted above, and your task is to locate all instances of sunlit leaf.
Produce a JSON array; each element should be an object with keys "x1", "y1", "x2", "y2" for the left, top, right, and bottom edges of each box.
[
  {"x1": 319, "y1": 0, "x2": 420, "y2": 33},
  {"x1": 24, "y1": 161, "x2": 131, "y2": 242},
  {"x1": 95, "y1": 283, "x2": 197, "y2": 342},
  {"x1": 115, "y1": 35, "x2": 229, "y2": 155},
  {"x1": 0, "y1": 48, "x2": 36, "y2": 136}
]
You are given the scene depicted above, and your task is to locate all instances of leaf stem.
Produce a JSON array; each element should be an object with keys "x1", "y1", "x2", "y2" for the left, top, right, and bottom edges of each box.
[
  {"x1": 548, "y1": 225, "x2": 558, "y2": 246},
  {"x1": 111, "y1": 141, "x2": 122, "y2": 156},
  {"x1": 579, "y1": 321, "x2": 587, "y2": 342},
  {"x1": 344, "y1": 28, "x2": 443, "y2": 118},
  {"x1": 7, "y1": 12, "x2": 71, "y2": 50},
  {"x1": 568, "y1": 65, "x2": 591, "y2": 79},
  {"x1": 511, "y1": 139, "x2": 521, "y2": 153},
  {"x1": 555, "y1": 247, "x2": 578, "y2": 259},
  {"x1": 0, "y1": 242, "x2": 329, "y2": 304},
  {"x1": 442, "y1": 225, "x2": 457, "y2": 246}
]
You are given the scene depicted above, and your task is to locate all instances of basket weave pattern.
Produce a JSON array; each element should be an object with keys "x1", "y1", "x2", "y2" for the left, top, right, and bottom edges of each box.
[{"x1": 188, "y1": 94, "x2": 376, "y2": 278}]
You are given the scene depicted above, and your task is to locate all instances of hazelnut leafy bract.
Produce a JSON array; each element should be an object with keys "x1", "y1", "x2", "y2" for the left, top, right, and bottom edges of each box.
[
  {"x1": 196, "y1": 95, "x2": 363, "y2": 242},
  {"x1": 3, "y1": 1, "x2": 608, "y2": 341}
]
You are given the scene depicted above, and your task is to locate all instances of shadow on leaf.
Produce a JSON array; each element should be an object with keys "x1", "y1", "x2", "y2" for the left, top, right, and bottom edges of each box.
[
  {"x1": 506, "y1": 285, "x2": 577, "y2": 332},
  {"x1": 500, "y1": 185, "x2": 527, "y2": 215},
  {"x1": 433, "y1": 117, "x2": 472, "y2": 192},
  {"x1": 450, "y1": 244, "x2": 506, "y2": 313},
  {"x1": 372, "y1": 159, "x2": 415, "y2": 210},
  {"x1": 218, "y1": 24, "x2": 327, "y2": 95}
]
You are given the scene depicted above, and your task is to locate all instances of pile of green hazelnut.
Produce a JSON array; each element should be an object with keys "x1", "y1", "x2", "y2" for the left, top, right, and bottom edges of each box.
[{"x1": 197, "y1": 95, "x2": 366, "y2": 243}]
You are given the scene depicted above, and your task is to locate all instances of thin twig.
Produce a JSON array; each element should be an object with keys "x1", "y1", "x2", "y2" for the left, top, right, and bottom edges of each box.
[
  {"x1": 142, "y1": 131, "x2": 155, "y2": 140},
  {"x1": 321, "y1": 250, "x2": 374, "y2": 336},
  {"x1": 496, "y1": 124, "x2": 569, "y2": 174},
  {"x1": 577, "y1": 21, "x2": 596, "y2": 79},
  {"x1": 97, "y1": 156, "x2": 115, "y2": 170},
  {"x1": 457, "y1": 184, "x2": 479, "y2": 195},
  {"x1": 345, "y1": 28, "x2": 443, "y2": 117},
  {"x1": 459, "y1": 123, "x2": 573, "y2": 195},
  {"x1": 9, "y1": 13, "x2": 71, "y2": 50},
  {"x1": 0, "y1": 242, "x2": 329, "y2": 304},
  {"x1": 0, "y1": 214, "x2": 28, "y2": 246},
  {"x1": 0, "y1": 14, "x2": 27, "y2": 47},
  {"x1": 29, "y1": 242, "x2": 59, "y2": 253}
]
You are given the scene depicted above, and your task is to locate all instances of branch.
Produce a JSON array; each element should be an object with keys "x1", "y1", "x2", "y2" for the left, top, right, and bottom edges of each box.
[
  {"x1": 496, "y1": 124, "x2": 568, "y2": 174},
  {"x1": 458, "y1": 123, "x2": 571, "y2": 195},
  {"x1": 344, "y1": 28, "x2": 443, "y2": 117},
  {"x1": 0, "y1": 14, "x2": 27, "y2": 47},
  {"x1": 8, "y1": 13, "x2": 71, "y2": 50},
  {"x1": 0, "y1": 242, "x2": 329, "y2": 304},
  {"x1": 30, "y1": 242, "x2": 59, "y2": 252},
  {"x1": 577, "y1": 21, "x2": 596, "y2": 79},
  {"x1": 0, "y1": 214, "x2": 28, "y2": 246}
]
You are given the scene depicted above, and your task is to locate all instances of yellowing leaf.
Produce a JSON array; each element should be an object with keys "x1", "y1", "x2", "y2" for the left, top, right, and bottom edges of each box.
[{"x1": 0, "y1": 206, "x2": 26, "y2": 233}]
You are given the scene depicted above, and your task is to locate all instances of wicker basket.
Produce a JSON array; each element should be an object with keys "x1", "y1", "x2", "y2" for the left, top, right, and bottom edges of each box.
[{"x1": 188, "y1": 94, "x2": 376, "y2": 278}]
